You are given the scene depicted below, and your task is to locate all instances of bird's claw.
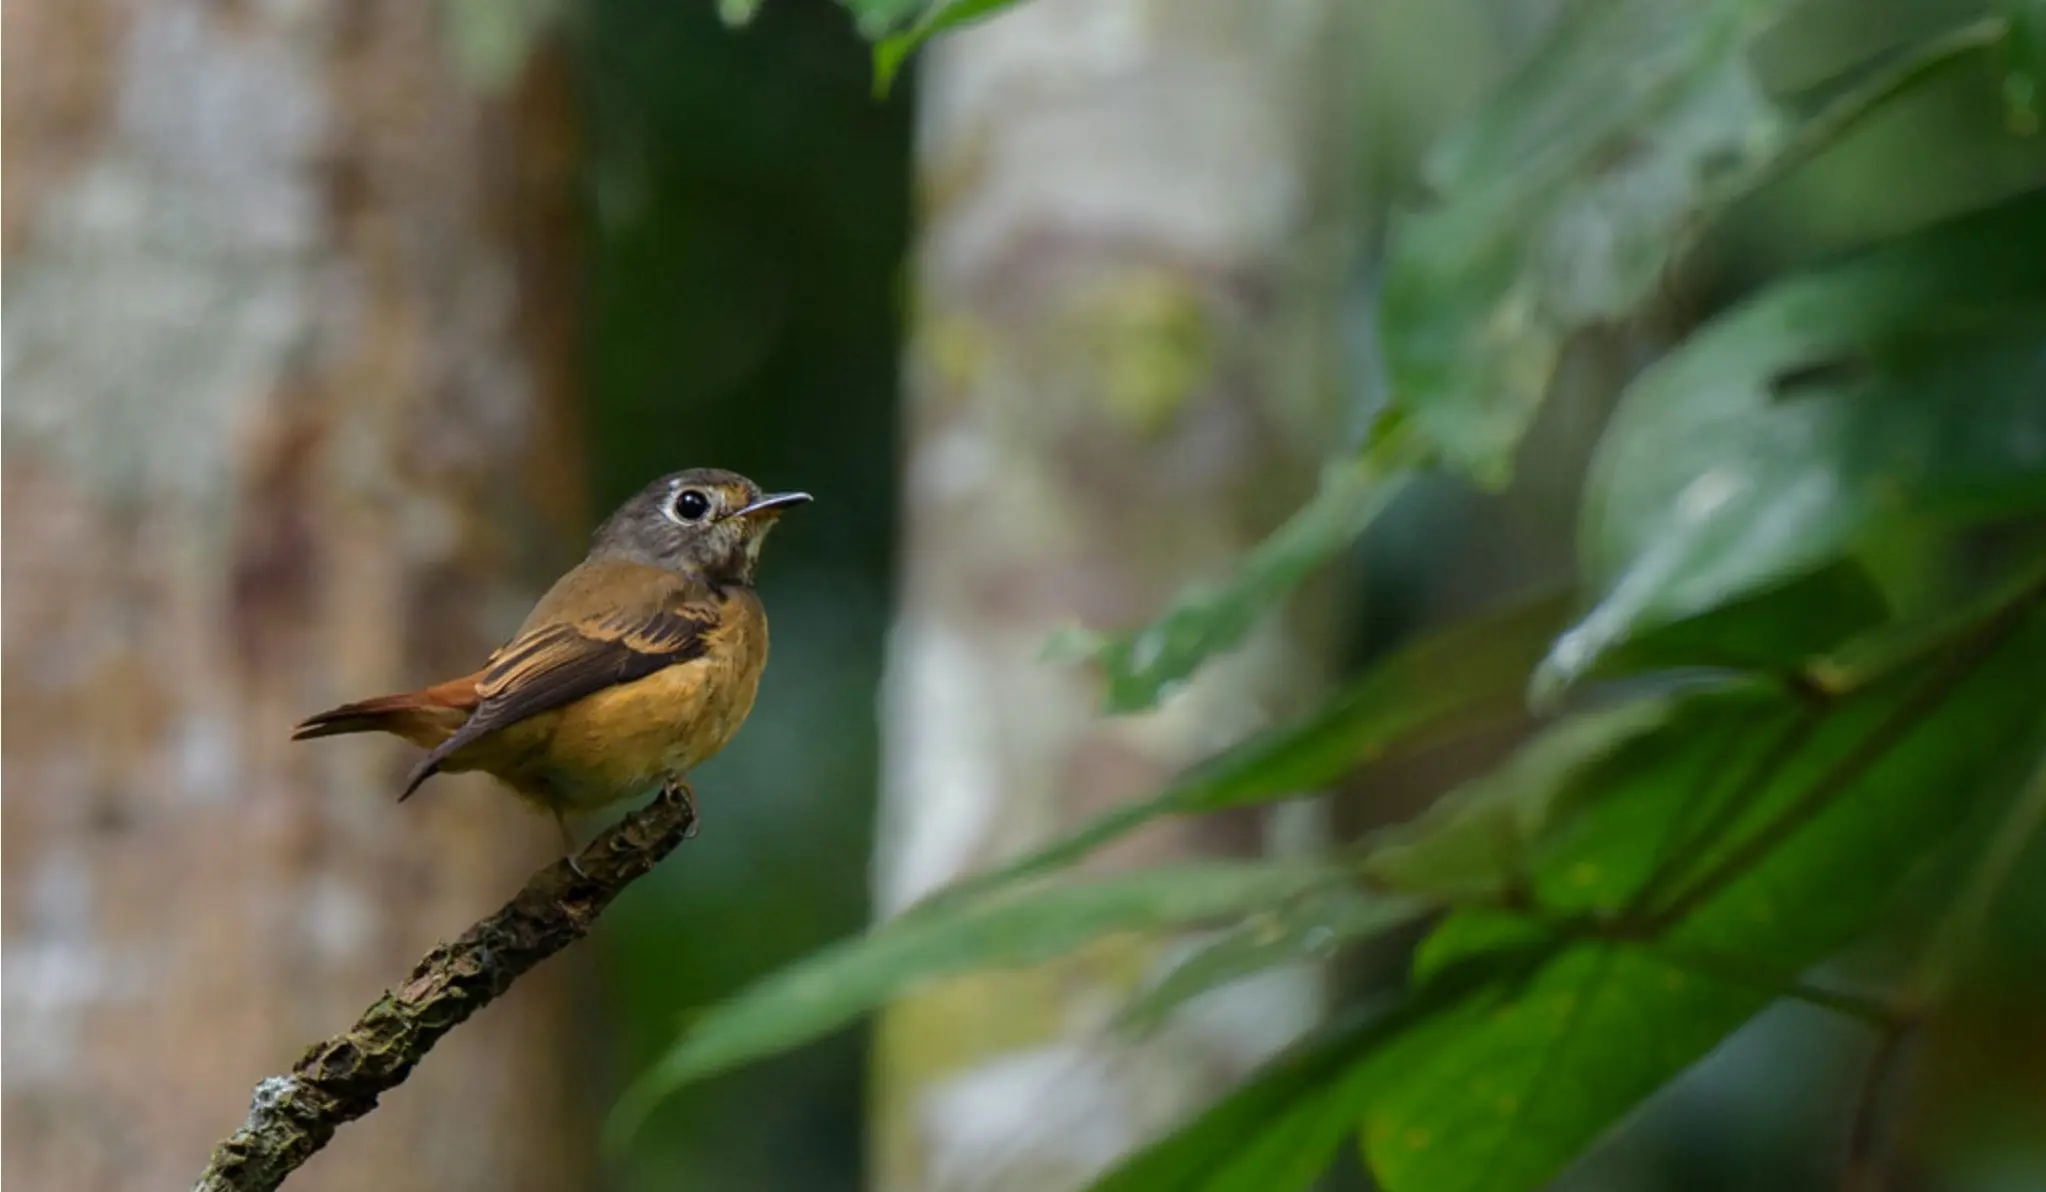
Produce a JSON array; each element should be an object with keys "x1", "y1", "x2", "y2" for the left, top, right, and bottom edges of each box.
[
  {"x1": 553, "y1": 811, "x2": 589, "y2": 878},
  {"x1": 668, "y1": 779, "x2": 700, "y2": 838}
]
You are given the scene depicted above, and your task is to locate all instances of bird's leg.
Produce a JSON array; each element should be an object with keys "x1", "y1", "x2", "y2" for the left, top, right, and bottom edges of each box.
[
  {"x1": 666, "y1": 777, "x2": 700, "y2": 839},
  {"x1": 553, "y1": 809, "x2": 588, "y2": 878}
]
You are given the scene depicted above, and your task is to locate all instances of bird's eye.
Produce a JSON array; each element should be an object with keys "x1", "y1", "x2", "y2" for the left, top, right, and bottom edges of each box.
[{"x1": 671, "y1": 488, "x2": 712, "y2": 523}]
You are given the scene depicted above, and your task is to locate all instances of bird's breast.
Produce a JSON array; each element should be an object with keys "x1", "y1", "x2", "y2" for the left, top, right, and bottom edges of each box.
[{"x1": 470, "y1": 593, "x2": 769, "y2": 813}]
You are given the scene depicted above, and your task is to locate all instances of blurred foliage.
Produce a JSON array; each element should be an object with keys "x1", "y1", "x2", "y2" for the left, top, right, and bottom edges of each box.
[
  {"x1": 1383, "y1": 0, "x2": 1797, "y2": 488},
  {"x1": 608, "y1": 859, "x2": 1378, "y2": 1149},
  {"x1": 588, "y1": 0, "x2": 2046, "y2": 1189},
  {"x1": 1066, "y1": 419, "x2": 1427, "y2": 714},
  {"x1": 938, "y1": 590, "x2": 1576, "y2": 908},
  {"x1": 1540, "y1": 194, "x2": 2046, "y2": 696}
]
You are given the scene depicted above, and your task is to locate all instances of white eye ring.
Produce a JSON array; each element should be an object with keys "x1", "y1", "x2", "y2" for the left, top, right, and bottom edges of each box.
[{"x1": 665, "y1": 486, "x2": 713, "y2": 525}]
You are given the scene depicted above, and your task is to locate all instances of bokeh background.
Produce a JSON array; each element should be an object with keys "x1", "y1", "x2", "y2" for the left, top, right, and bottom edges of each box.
[{"x1": 5, "y1": 1, "x2": 2042, "y2": 1191}]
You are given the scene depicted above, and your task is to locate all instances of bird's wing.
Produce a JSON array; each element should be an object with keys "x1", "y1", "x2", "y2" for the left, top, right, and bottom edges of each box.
[{"x1": 399, "y1": 571, "x2": 718, "y2": 800}]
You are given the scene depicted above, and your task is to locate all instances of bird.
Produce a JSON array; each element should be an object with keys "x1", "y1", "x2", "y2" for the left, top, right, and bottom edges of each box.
[{"x1": 292, "y1": 468, "x2": 810, "y2": 856}]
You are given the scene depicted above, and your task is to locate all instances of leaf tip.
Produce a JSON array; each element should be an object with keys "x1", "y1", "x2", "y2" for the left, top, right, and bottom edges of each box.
[
  {"x1": 872, "y1": 35, "x2": 912, "y2": 98},
  {"x1": 716, "y1": 0, "x2": 764, "y2": 28},
  {"x1": 599, "y1": 1081, "x2": 658, "y2": 1162},
  {"x1": 1526, "y1": 656, "x2": 1576, "y2": 715}
]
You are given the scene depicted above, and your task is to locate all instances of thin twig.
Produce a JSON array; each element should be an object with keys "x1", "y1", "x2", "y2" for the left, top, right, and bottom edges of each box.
[
  {"x1": 1624, "y1": 702, "x2": 1823, "y2": 922},
  {"x1": 1630, "y1": 936, "x2": 1899, "y2": 1030},
  {"x1": 1748, "y1": 16, "x2": 2008, "y2": 202},
  {"x1": 1840, "y1": 1022, "x2": 1916, "y2": 1192},
  {"x1": 1907, "y1": 747, "x2": 2046, "y2": 1007},
  {"x1": 1643, "y1": 590, "x2": 2039, "y2": 931},
  {"x1": 192, "y1": 785, "x2": 698, "y2": 1192},
  {"x1": 1837, "y1": 748, "x2": 2046, "y2": 1192}
]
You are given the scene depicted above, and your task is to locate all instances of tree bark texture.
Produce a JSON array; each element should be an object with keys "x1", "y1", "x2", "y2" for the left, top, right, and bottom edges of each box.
[
  {"x1": 3, "y1": 3, "x2": 584, "y2": 1189},
  {"x1": 872, "y1": 2, "x2": 1362, "y2": 1189}
]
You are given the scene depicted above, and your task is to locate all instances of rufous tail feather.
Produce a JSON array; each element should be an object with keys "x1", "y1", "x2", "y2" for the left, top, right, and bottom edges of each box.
[{"x1": 291, "y1": 675, "x2": 482, "y2": 762}]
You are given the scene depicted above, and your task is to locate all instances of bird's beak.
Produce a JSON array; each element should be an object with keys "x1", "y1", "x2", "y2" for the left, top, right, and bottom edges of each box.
[{"x1": 733, "y1": 491, "x2": 813, "y2": 520}]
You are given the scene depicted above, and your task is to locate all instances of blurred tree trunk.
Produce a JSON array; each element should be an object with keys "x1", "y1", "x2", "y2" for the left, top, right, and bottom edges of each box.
[
  {"x1": 2, "y1": 4, "x2": 584, "y2": 1190},
  {"x1": 872, "y1": 2, "x2": 1361, "y2": 1189}
]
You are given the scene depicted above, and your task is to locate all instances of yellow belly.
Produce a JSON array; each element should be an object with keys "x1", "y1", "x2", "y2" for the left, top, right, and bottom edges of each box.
[{"x1": 449, "y1": 626, "x2": 766, "y2": 815}]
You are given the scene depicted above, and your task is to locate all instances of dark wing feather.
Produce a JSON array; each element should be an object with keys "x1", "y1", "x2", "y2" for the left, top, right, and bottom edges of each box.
[{"x1": 398, "y1": 598, "x2": 716, "y2": 800}]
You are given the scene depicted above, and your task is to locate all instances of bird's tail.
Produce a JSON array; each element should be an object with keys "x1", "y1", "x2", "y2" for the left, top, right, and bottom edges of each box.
[{"x1": 292, "y1": 675, "x2": 482, "y2": 751}]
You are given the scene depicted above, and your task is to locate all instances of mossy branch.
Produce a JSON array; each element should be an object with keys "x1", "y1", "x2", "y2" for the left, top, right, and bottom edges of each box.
[{"x1": 192, "y1": 784, "x2": 698, "y2": 1192}]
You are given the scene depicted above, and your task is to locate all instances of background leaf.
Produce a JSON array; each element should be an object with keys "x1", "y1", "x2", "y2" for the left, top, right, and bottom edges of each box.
[
  {"x1": 919, "y1": 591, "x2": 1570, "y2": 913},
  {"x1": 1552, "y1": 561, "x2": 1890, "y2": 704},
  {"x1": 870, "y1": 0, "x2": 1022, "y2": 93},
  {"x1": 1115, "y1": 889, "x2": 1431, "y2": 1038},
  {"x1": 1380, "y1": 0, "x2": 1794, "y2": 486},
  {"x1": 1086, "y1": 423, "x2": 1425, "y2": 713},
  {"x1": 1088, "y1": 945, "x2": 1554, "y2": 1192},
  {"x1": 1359, "y1": 697, "x2": 1683, "y2": 903},
  {"x1": 608, "y1": 859, "x2": 1351, "y2": 1150},
  {"x1": 1363, "y1": 596, "x2": 2046, "y2": 1192},
  {"x1": 1539, "y1": 191, "x2": 2046, "y2": 695}
]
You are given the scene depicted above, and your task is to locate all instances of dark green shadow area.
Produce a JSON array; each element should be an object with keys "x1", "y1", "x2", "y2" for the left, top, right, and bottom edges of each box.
[{"x1": 575, "y1": 1, "x2": 910, "y2": 1186}]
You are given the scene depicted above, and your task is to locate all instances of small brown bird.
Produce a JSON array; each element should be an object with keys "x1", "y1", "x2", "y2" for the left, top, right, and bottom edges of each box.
[{"x1": 293, "y1": 468, "x2": 809, "y2": 848}]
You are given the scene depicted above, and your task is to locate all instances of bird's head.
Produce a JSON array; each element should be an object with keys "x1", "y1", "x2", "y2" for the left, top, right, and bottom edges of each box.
[{"x1": 592, "y1": 468, "x2": 810, "y2": 584}]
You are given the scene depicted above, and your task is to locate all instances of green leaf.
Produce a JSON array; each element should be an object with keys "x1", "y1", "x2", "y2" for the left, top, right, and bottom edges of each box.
[
  {"x1": 1380, "y1": 0, "x2": 1795, "y2": 486},
  {"x1": 1087, "y1": 423, "x2": 1426, "y2": 713},
  {"x1": 1810, "y1": 549, "x2": 2046, "y2": 695},
  {"x1": 917, "y1": 590, "x2": 1571, "y2": 914},
  {"x1": 607, "y1": 859, "x2": 1350, "y2": 1152},
  {"x1": 1089, "y1": 1022, "x2": 1384, "y2": 1192},
  {"x1": 1089, "y1": 943, "x2": 1554, "y2": 1192},
  {"x1": 1539, "y1": 191, "x2": 2046, "y2": 695},
  {"x1": 1362, "y1": 598, "x2": 2046, "y2": 1192},
  {"x1": 1379, "y1": 3, "x2": 2021, "y2": 488},
  {"x1": 1541, "y1": 561, "x2": 1890, "y2": 706},
  {"x1": 1115, "y1": 888, "x2": 1431, "y2": 1037},
  {"x1": 1359, "y1": 697, "x2": 1684, "y2": 903},
  {"x1": 869, "y1": 0, "x2": 1022, "y2": 95}
]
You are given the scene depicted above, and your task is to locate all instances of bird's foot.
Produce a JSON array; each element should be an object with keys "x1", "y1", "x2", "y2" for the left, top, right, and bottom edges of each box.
[
  {"x1": 554, "y1": 811, "x2": 589, "y2": 879},
  {"x1": 666, "y1": 778, "x2": 700, "y2": 839}
]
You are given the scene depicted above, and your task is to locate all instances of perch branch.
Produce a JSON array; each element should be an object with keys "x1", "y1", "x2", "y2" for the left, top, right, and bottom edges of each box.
[{"x1": 192, "y1": 784, "x2": 698, "y2": 1192}]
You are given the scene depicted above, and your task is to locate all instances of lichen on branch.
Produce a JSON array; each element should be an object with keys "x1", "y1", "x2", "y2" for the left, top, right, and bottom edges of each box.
[{"x1": 192, "y1": 785, "x2": 698, "y2": 1192}]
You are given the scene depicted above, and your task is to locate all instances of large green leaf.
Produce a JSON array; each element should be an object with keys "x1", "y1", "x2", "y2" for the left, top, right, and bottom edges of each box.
[
  {"x1": 1381, "y1": 0, "x2": 1794, "y2": 485},
  {"x1": 1086, "y1": 583, "x2": 2042, "y2": 1192},
  {"x1": 1088, "y1": 943, "x2": 1554, "y2": 1192},
  {"x1": 1539, "y1": 192, "x2": 2046, "y2": 695},
  {"x1": 1543, "y1": 560, "x2": 1891, "y2": 707},
  {"x1": 1359, "y1": 696, "x2": 1685, "y2": 903},
  {"x1": 1077, "y1": 421, "x2": 1425, "y2": 713},
  {"x1": 1362, "y1": 596, "x2": 2046, "y2": 1192},
  {"x1": 1114, "y1": 887, "x2": 1431, "y2": 1038},
  {"x1": 1087, "y1": 1015, "x2": 1392, "y2": 1192},
  {"x1": 606, "y1": 859, "x2": 1350, "y2": 1151},
  {"x1": 1811, "y1": 548, "x2": 2046, "y2": 695},
  {"x1": 916, "y1": 590, "x2": 1570, "y2": 915}
]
